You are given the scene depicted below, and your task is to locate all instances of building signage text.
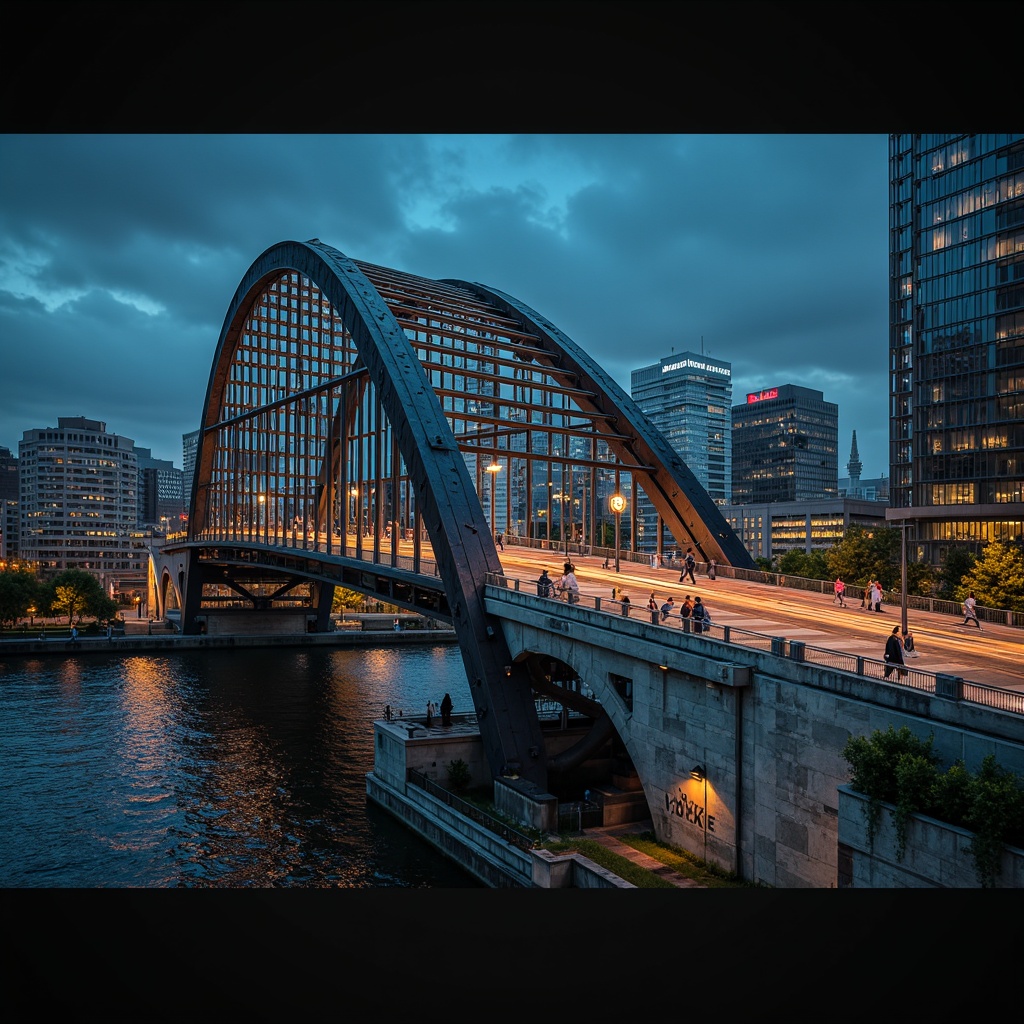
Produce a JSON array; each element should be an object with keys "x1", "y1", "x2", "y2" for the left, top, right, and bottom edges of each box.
[
  {"x1": 746, "y1": 388, "x2": 779, "y2": 403},
  {"x1": 663, "y1": 359, "x2": 731, "y2": 377},
  {"x1": 665, "y1": 788, "x2": 715, "y2": 832}
]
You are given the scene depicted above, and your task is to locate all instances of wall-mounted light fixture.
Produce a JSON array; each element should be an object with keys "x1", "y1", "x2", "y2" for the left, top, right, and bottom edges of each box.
[{"x1": 690, "y1": 764, "x2": 706, "y2": 781}]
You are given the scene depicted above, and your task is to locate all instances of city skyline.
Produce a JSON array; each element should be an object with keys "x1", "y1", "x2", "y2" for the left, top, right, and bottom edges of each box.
[{"x1": 1, "y1": 134, "x2": 889, "y2": 475}]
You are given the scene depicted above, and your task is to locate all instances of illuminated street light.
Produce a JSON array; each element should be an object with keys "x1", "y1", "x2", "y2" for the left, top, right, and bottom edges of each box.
[{"x1": 609, "y1": 493, "x2": 626, "y2": 573}]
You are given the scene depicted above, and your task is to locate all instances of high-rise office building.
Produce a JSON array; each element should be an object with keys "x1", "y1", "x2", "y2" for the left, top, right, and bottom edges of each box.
[
  {"x1": 135, "y1": 447, "x2": 186, "y2": 530},
  {"x1": 631, "y1": 350, "x2": 731, "y2": 552},
  {"x1": 182, "y1": 428, "x2": 200, "y2": 513},
  {"x1": 731, "y1": 384, "x2": 838, "y2": 504},
  {"x1": 888, "y1": 133, "x2": 1024, "y2": 565},
  {"x1": 0, "y1": 445, "x2": 18, "y2": 560},
  {"x1": 18, "y1": 416, "x2": 148, "y2": 590}
]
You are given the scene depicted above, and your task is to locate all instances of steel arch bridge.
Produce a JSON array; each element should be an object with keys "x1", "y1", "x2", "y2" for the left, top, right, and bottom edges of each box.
[{"x1": 170, "y1": 238, "x2": 753, "y2": 788}]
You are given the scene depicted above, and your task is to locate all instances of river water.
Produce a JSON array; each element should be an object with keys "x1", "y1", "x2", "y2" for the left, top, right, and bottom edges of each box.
[{"x1": 0, "y1": 642, "x2": 481, "y2": 888}]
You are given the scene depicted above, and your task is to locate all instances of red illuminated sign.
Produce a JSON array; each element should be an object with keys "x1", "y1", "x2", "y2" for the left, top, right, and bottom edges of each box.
[{"x1": 746, "y1": 388, "x2": 778, "y2": 404}]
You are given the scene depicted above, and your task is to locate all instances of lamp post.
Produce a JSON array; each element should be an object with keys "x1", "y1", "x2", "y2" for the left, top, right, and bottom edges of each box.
[
  {"x1": 485, "y1": 456, "x2": 502, "y2": 538},
  {"x1": 609, "y1": 493, "x2": 625, "y2": 573},
  {"x1": 899, "y1": 521, "x2": 909, "y2": 636}
]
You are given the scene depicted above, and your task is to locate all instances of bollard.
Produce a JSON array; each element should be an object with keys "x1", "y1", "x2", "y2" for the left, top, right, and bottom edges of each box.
[
  {"x1": 789, "y1": 640, "x2": 805, "y2": 662},
  {"x1": 770, "y1": 637, "x2": 786, "y2": 657}
]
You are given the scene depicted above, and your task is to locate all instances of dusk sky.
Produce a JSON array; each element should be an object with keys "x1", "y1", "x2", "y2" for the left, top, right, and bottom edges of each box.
[{"x1": 0, "y1": 133, "x2": 890, "y2": 478}]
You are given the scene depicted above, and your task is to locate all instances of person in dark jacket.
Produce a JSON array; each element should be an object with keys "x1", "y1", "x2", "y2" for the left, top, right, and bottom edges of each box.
[
  {"x1": 883, "y1": 626, "x2": 906, "y2": 679},
  {"x1": 440, "y1": 692, "x2": 453, "y2": 726}
]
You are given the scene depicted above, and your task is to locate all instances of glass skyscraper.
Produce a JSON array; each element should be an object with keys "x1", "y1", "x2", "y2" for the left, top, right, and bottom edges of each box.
[
  {"x1": 888, "y1": 133, "x2": 1024, "y2": 565},
  {"x1": 631, "y1": 350, "x2": 732, "y2": 555},
  {"x1": 731, "y1": 384, "x2": 838, "y2": 504}
]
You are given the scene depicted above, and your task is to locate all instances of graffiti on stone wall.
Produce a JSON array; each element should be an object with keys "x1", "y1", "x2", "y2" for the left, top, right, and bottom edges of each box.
[{"x1": 665, "y1": 788, "x2": 715, "y2": 833}]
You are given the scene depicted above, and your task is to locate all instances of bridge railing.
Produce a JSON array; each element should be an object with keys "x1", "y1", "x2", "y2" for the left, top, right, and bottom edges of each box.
[
  {"x1": 503, "y1": 535, "x2": 1024, "y2": 628},
  {"x1": 486, "y1": 572, "x2": 1024, "y2": 717},
  {"x1": 406, "y1": 767, "x2": 538, "y2": 851}
]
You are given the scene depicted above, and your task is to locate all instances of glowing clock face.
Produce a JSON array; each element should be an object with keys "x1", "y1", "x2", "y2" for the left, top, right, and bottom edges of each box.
[{"x1": 609, "y1": 495, "x2": 626, "y2": 514}]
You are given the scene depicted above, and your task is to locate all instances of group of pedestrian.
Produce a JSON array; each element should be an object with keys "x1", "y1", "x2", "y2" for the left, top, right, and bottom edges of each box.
[
  {"x1": 536, "y1": 563, "x2": 580, "y2": 604},
  {"x1": 858, "y1": 580, "x2": 884, "y2": 612},
  {"x1": 650, "y1": 592, "x2": 711, "y2": 633}
]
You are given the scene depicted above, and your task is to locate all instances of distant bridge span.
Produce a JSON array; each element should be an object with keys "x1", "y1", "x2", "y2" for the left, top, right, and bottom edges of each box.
[{"x1": 164, "y1": 239, "x2": 754, "y2": 789}]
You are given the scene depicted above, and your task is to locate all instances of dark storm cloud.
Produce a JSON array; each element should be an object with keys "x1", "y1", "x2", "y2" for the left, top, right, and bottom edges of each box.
[{"x1": 0, "y1": 134, "x2": 889, "y2": 476}]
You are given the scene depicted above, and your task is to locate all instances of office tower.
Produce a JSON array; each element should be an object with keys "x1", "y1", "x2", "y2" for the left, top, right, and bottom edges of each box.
[
  {"x1": 182, "y1": 428, "x2": 199, "y2": 513},
  {"x1": 888, "y1": 133, "x2": 1024, "y2": 565},
  {"x1": 18, "y1": 416, "x2": 147, "y2": 589},
  {"x1": 135, "y1": 447, "x2": 186, "y2": 530},
  {"x1": 631, "y1": 350, "x2": 731, "y2": 553},
  {"x1": 0, "y1": 445, "x2": 18, "y2": 560},
  {"x1": 731, "y1": 384, "x2": 838, "y2": 504}
]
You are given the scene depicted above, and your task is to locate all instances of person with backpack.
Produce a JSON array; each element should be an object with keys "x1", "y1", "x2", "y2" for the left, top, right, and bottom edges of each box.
[{"x1": 536, "y1": 569, "x2": 554, "y2": 598}]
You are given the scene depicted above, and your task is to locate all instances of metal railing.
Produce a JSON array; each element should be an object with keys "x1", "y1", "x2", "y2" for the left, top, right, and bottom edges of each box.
[
  {"x1": 503, "y1": 535, "x2": 1024, "y2": 629},
  {"x1": 486, "y1": 572, "x2": 1024, "y2": 717},
  {"x1": 406, "y1": 767, "x2": 538, "y2": 851}
]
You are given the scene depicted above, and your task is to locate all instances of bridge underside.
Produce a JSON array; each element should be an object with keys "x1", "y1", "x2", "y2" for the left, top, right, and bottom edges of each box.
[{"x1": 177, "y1": 239, "x2": 754, "y2": 789}]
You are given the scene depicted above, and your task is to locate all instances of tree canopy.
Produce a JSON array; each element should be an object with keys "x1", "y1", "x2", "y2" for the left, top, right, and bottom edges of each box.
[
  {"x1": 0, "y1": 564, "x2": 41, "y2": 628},
  {"x1": 40, "y1": 568, "x2": 118, "y2": 625},
  {"x1": 957, "y1": 541, "x2": 1024, "y2": 612}
]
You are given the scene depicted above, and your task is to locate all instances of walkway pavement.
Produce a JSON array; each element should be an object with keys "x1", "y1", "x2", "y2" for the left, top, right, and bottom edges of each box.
[{"x1": 586, "y1": 819, "x2": 708, "y2": 888}]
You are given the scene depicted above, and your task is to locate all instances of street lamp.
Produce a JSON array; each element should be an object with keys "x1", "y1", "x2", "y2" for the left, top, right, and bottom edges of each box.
[
  {"x1": 609, "y1": 494, "x2": 625, "y2": 573},
  {"x1": 485, "y1": 456, "x2": 502, "y2": 538}
]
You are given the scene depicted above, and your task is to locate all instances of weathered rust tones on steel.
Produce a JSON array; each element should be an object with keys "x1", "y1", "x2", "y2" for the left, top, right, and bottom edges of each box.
[
  {"x1": 186, "y1": 238, "x2": 755, "y2": 789},
  {"x1": 450, "y1": 280, "x2": 753, "y2": 570},
  {"x1": 188, "y1": 240, "x2": 548, "y2": 787}
]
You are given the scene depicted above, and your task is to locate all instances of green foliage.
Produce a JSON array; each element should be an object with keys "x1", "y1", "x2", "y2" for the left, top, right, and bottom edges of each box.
[
  {"x1": 957, "y1": 541, "x2": 1024, "y2": 613},
  {"x1": 937, "y1": 546, "x2": 976, "y2": 600},
  {"x1": 826, "y1": 525, "x2": 903, "y2": 591},
  {"x1": 777, "y1": 549, "x2": 830, "y2": 581},
  {"x1": 331, "y1": 587, "x2": 366, "y2": 612},
  {"x1": 753, "y1": 557, "x2": 774, "y2": 572},
  {"x1": 0, "y1": 564, "x2": 41, "y2": 628},
  {"x1": 446, "y1": 758, "x2": 471, "y2": 792},
  {"x1": 967, "y1": 755, "x2": 1024, "y2": 888},
  {"x1": 843, "y1": 729, "x2": 1024, "y2": 886},
  {"x1": 40, "y1": 568, "x2": 114, "y2": 625},
  {"x1": 842, "y1": 726, "x2": 935, "y2": 849}
]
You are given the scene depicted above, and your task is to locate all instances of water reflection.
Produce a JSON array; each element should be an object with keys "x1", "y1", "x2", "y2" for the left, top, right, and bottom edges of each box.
[{"x1": 0, "y1": 644, "x2": 479, "y2": 888}]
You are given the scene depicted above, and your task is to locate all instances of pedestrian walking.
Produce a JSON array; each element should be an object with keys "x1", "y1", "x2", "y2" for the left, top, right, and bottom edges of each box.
[
  {"x1": 496, "y1": 532, "x2": 504, "y2": 551},
  {"x1": 861, "y1": 584, "x2": 871, "y2": 610},
  {"x1": 425, "y1": 700, "x2": 433, "y2": 726},
  {"x1": 872, "y1": 581, "x2": 884, "y2": 613},
  {"x1": 440, "y1": 692, "x2": 453, "y2": 726},
  {"x1": 680, "y1": 548, "x2": 697, "y2": 585},
  {"x1": 883, "y1": 625, "x2": 907, "y2": 678},
  {"x1": 833, "y1": 578, "x2": 846, "y2": 607},
  {"x1": 961, "y1": 591, "x2": 982, "y2": 629},
  {"x1": 647, "y1": 592, "x2": 658, "y2": 613},
  {"x1": 707, "y1": 558, "x2": 716, "y2": 581}
]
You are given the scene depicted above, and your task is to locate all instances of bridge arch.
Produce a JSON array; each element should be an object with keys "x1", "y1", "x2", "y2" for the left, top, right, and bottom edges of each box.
[{"x1": 178, "y1": 239, "x2": 752, "y2": 789}]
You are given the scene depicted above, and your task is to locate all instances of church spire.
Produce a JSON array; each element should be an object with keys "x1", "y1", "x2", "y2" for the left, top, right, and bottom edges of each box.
[{"x1": 847, "y1": 430, "x2": 863, "y2": 485}]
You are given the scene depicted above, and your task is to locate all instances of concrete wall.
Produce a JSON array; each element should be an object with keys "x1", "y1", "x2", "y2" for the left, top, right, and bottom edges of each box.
[
  {"x1": 490, "y1": 588, "x2": 1024, "y2": 888},
  {"x1": 838, "y1": 786, "x2": 1024, "y2": 888}
]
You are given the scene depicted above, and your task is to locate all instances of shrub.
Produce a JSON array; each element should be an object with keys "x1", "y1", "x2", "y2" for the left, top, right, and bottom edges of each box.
[
  {"x1": 446, "y1": 758, "x2": 471, "y2": 792},
  {"x1": 843, "y1": 729, "x2": 1024, "y2": 886}
]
